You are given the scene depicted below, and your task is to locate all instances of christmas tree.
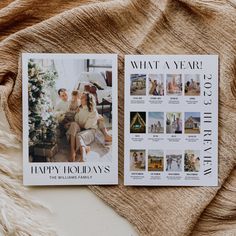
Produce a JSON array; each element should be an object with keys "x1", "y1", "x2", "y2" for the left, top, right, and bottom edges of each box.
[{"x1": 28, "y1": 59, "x2": 58, "y2": 147}]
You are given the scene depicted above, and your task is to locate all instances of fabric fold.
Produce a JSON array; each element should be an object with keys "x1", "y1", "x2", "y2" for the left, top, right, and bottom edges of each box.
[{"x1": 0, "y1": 0, "x2": 236, "y2": 235}]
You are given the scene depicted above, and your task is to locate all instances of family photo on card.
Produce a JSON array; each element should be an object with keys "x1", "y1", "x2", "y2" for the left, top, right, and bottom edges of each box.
[{"x1": 23, "y1": 54, "x2": 118, "y2": 185}]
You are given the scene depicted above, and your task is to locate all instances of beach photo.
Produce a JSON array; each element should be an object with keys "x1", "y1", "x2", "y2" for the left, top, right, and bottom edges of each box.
[
  {"x1": 184, "y1": 112, "x2": 201, "y2": 134},
  {"x1": 148, "y1": 112, "x2": 164, "y2": 134},
  {"x1": 184, "y1": 74, "x2": 200, "y2": 96},
  {"x1": 166, "y1": 112, "x2": 182, "y2": 134},
  {"x1": 130, "y1": 74, "x2": 146, "y2": 96},
  {"x1": 130, "y1": 149, "x2": 146, "y2": 171},
  {"x1": 165, "y1": 150, "x2": 182, "y2": 172},
  {"x1": 25, "y1": 55, "x2": 116, "y2": 163},
  {"x1": 148, "y1": 150, "x2": 164, "y2": 171},
  {"x1": 148, "y1": 74, "x2": 164, "y2": 96},
  {"x1": 166, "y1": 74, "x2": 182, "y2": 96},
  {"x1": 184, "y1": 150, "x2": 200, "y2": 172}
]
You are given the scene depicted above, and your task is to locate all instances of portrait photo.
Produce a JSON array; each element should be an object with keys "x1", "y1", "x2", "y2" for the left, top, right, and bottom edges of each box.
[
  {"x1": 148, "y1": 74, "x2": 164, "y2": 96},
  {"x1": 184, "y1": 74, "x2": 200, "y2": 96},
  {"x1": 130, "y1": 74, "x2": 146, "y2": 96},
  {"x1": 26, "y1": 56, "x2": 116, "y2": 163},
  {"x1": 166, "y1": 74, "x2": 182, "y2": 96},
  {"x1": 130, "y1": 149, "x2": 146, "y2": 171}
]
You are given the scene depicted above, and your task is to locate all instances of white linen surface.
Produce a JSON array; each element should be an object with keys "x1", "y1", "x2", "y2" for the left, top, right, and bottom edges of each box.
[
  {"x1": 76, "y1": 72, "x2": 112, "y2": 104},
  {"x1": 96, "y1": 88, "x2": 112, "y2": 104}
]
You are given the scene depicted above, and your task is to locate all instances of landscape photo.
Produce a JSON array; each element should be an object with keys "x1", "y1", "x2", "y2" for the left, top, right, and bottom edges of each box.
[{"x1": 148, "y1": 150, "x2": 164, "y2": 171}]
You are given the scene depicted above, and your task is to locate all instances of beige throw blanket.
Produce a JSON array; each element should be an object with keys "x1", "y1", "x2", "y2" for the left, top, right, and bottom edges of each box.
[{"x1": 0, "y1": 0, "x2": 236, "y2": 235}]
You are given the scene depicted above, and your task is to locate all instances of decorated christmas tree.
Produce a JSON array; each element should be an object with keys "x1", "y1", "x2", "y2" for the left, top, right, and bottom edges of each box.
[{"x1": 28, "y1": 59, "x2": 58, "y2": 147}]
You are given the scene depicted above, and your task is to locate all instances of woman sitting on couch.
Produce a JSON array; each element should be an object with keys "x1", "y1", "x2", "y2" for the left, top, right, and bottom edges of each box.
[{"x1": 66, "y1": 92, "x2": 103, "y2": 162}]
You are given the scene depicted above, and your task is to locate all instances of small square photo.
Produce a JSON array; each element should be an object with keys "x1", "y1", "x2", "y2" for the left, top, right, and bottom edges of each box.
[
  {"x1": 184, "y1": 112, "x2": 201, "y2": 134},
  {"x1": 166, "y1": 74, "x2": 182, "y2": 96},
  {"x1": 184, "y1": 74, "x2": 200, "y2": 96},
  {"x1": 148, "y1": 112, "x2": 164, "y2": 134},
  {"x1": 184, "y1": 150, "x2": 200, "y2": 172},
  {"x1": 148, "y1": 150, "x2": 164, "y2": 171},
  {"x1": 166, "y1": 112, "x2": 182, "y2": 134},
  {"x1": 130, "y1": 112, "x2": 146, "y2": 134},
  {"x1": 148, "y1": 74, "x2": 164, "y2": 96},
  {"x1": 130, "y1": 74, "x2": 146, "y2": 96},
  {"x1": 130, "y1": 150, "x2": 146, "y2": 171},
  {"x1": 166, "y1": 150, "x2": 182, "y2": 172}
]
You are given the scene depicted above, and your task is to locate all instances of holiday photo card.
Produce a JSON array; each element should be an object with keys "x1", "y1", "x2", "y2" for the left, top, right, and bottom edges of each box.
[
  {"x1": 124, "y1": 55, "x2": 218, "y2": 186},
  {"x1": 22, "y1": 53, "x2": 118, "y2": 185}
]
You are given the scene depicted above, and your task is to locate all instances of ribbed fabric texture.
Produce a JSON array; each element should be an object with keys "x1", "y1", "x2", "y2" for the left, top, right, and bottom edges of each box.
[{"x1": 0, "y1": 0, "x2": 236, "y2": 235}]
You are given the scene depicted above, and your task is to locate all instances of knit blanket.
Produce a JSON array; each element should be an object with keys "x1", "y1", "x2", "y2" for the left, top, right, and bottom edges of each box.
[{"x1": 0, "y1": 0, "x2": 236, "y2": 235}]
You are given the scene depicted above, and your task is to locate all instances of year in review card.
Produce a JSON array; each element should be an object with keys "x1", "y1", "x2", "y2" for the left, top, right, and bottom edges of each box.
[{"x1": 124, "y1": 55, "x2": 218, "y2": 186}]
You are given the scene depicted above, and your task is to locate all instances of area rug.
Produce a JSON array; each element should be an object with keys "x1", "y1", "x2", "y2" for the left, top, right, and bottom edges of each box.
[{"x1": 0, "y1": 0, "x2": 236, "y2": 235}]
